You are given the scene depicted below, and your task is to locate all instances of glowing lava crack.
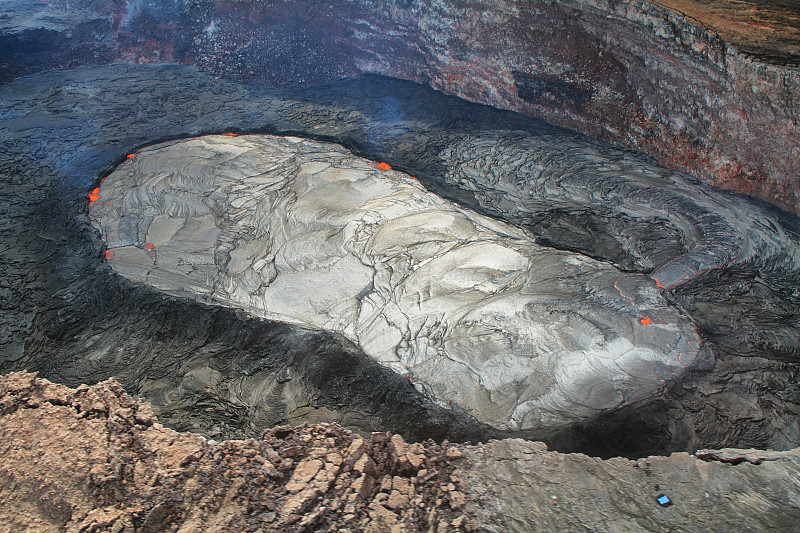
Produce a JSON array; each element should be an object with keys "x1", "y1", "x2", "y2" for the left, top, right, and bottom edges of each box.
[{"x1": 90, "y1": 134, "x2": 699, "y2": 430}]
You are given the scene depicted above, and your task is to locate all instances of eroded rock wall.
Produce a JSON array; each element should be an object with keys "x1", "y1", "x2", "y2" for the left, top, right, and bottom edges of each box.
[
  {"x1": 314, "y1": 0, "x2": 800, "y2": 214},
  {"x1": 1, "y1": 0, "x2": 797, "y2": 214}
]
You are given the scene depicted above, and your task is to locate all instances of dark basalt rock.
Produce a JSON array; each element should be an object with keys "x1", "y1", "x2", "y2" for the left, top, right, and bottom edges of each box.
[{"x1": 512, "y1": 71, "x2": 593, "y2": 111}]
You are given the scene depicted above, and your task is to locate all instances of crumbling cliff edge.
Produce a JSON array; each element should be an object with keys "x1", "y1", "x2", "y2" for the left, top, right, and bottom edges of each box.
[{"x1": 2, "y1": 372, "x2": 799, "y2": 532}]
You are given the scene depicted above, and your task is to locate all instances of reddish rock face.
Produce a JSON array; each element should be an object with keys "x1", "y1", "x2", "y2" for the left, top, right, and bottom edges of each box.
[
  {"x1": 1, "y1": 0, "x2": 799, "y2": 214},
  {"x1": 323, "y1": 0, "x2": 800, "y2": 215},
  {"x1": 651, "y1": 0, "x2": 800, "y2": 63},
  {"x1": 168, "y1": 0, "x2": 800, "y2": 214}
]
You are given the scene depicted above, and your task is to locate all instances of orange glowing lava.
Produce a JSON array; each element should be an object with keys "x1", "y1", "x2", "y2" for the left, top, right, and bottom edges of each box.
[
  {"x1": 640, "y1": 317, "x2": 652, "y2": 325},
  {"x1": 223, "y1": 132, "x2": 239, "y2": 136},
  {"x1": 105, "y1": 250, "x2": 115, "y2": 260},
  {"x1": 126, "y1": 153, "x2": 135, "y2": 159},
  {"x1": 376, "y1": 161, "x2": 392, "y2": 170},
  {"x1": 144, "y1": 243, "x2": 155, "y2": 252},
  {"x1": 88, "y1": 187, "x2": 100, "y2": 205}
]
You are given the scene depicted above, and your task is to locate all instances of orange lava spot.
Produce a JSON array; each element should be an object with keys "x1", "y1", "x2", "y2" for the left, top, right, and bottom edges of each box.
[
  {"x1": 126, "y1": 153, "x2": 135, "y2": 159},
  {"x1": 105, "y1": 250, "x2": 115, "y2": 260},
  {"x1": 223, "y1": 132, "x2": 239, "y2": 136},
  {"x1": 640, "y1": 317, "x2": 652, "y2": 325},
  {"x1": 88, "y1": 187, "x2": 100, "y2": 205},
  {"x1": 376, "y1": 161, "x2": 392, "y2": 170},
  {"x1": 144, "y1": 243, "x2": 156, "y2": 252}
]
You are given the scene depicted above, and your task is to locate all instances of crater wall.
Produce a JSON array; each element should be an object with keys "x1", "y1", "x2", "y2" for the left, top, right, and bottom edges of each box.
[{"x1": 1, "y1": 0, "x2": 799, "y2": 214}]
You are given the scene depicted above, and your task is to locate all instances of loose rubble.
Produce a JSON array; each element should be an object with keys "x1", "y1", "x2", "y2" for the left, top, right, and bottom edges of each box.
[{"x1": 0, "y1": 372, "x2": 475, "y2": 532}]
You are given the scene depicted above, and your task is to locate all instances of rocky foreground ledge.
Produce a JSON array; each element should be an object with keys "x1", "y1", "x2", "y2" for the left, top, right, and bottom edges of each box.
[{"x1": 1, "y1": 373, "x2": 799, "y2": 532}]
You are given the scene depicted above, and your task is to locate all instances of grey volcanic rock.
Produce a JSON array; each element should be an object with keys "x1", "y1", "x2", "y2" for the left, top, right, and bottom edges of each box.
[
  {"x1": 440, "y1": 131, "x2": 800, "y2": 357},
  {"x1": 90, "y1": 134, "x2": 699, "y2": 430},
  {"x1": 462, "y1": 438, "x2": 800, "y2": 533}
]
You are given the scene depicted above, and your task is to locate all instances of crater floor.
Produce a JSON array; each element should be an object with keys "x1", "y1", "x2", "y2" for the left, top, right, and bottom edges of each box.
[{"x1": 1, "y1": 63, "x2": 799, "y2": 456}]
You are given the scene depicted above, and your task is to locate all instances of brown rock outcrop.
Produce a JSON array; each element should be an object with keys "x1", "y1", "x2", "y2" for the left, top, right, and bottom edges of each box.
[
  {"x1": 3, "y1": 372, "x2": 800, "y2": 532},
  {"x1": 0, "y1": 372, "x2": 472, "y2": 532}
]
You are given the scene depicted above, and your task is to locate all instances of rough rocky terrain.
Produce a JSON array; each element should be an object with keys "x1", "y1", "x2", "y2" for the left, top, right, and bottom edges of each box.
[
  {"x1": 0, "y1": 372, "x2": 470, "y2": 533},
  {"x1": 1, "y1": 0, "x2": 798, "y2": 215},
  {"x1": 3, "y1": 372, "x2": 800, "y2": 532},
  {"x1": 0, "y1": 2, "x2": 799, "y2": 531}
]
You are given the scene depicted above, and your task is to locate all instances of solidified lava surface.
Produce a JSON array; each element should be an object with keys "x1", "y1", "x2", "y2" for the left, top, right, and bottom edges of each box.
[
  {"x1": 89, "y1": 133, "x2": 700, "y2": 431},
  {"x1": 1, "y1": 64, "x2": 799, "y2": 458}
]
